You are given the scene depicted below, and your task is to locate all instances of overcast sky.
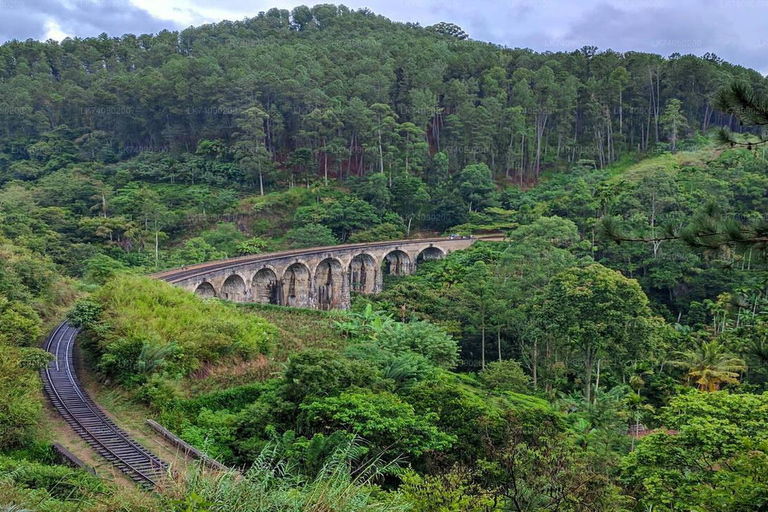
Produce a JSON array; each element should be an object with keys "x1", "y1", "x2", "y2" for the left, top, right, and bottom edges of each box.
[{"x1": 1, "y1": 0, "x2": 766, "y2": 74}]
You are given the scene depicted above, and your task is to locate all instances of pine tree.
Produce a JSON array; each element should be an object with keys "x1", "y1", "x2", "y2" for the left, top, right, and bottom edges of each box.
[{"x1": 660, "y1": 99, "x2": 688, "y2": 153}]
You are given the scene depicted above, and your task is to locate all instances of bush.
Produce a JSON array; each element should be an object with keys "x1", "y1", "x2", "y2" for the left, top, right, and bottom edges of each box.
[
  {"x1": 376, "y1": 321, "x2": 459, "y2": 369},
  {"x1": 0, "y1": 455, "x2": 105, "y2": 500},
  {"x1": 67, "y1": 298, "x2": 103, "y2": 329},
  {"x1": 301, "y1": 390, "x2": 455, "y2": 458},
  {"x1": 348, "y1": 222, "x2": 405, "y2": 243},
  {"x1": 405, "y1": 374, "x2": 506, "y2": 462},
  {"x1": 279, "y1": 349, "x2": 379, "y2": 404},
  {"x1": 87, "y1": 275, "x2": 276, "y2": 382},
  {"x1": 284, "y1": 223, "x2": 338, "y2": 248},
  {"x1": 0, "y1": 347, "x2": 42, "y2": 450},
  {"x1": 478, "y1": 360, "x2": 531, "y2": 392},
  {"x1": 0, "y1": 296, "x2": 41, "y2": 347}
]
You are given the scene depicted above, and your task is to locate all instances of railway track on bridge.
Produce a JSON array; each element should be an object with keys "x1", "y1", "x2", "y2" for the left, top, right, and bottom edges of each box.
[
  {"x1": 42, "y1": 235, "x2": 503, "y2": 486},
  {"x1": 153, "y1": 235, "x2": 504, "y2": 284},
  {"x1": 42, "y1": 322, "x2": 168, "y2": 487}
]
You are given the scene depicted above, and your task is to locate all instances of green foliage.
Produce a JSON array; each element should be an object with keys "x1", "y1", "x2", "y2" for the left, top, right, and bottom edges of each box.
[
  {"x1": 86, "y1": 275, "x2": 276, "y2": 385},
  {"x1": 181, "y1": 408, "x2": 239, "y2": 461},
  {"x1": 2, "y1": 9, "x2": 768, "y2": 510},
  {"x1": 82, "y1": 253, "x2": 127, "y2": 285},
  {"x1": 301, "y1": 390, "x2": 455, "y2": 458},
  {"x1": 295, "y1": 197, "x2": 380, "y2": 242},
  {"x1": 456, "y1": 163, "x2": 497, "y2": 212},
  {"x1": 337, "y1": 306, "x2": 458, "y2": 368},
  {"x1": 198, "y1": 223, "x2": 246, "y2": 256},
  {"x1": 375, "y1": 320, "x2": 459, "y2": 369},
  {"x1": 235, "y1": 237, "x2": 271, "y2": 255},
  {"x1": 0, "y1": 297, "x2": 40, "y2": 347},
  {"x1": 405, "y1": 374, "x2": 506, "y2": 462},
  {"x1": 669, "y1": 340, "x2": 746, "y2": 391},
  {"x1": 17, "y1": 348, "x2": 54, "y2": 371},
  {"x1": 400, "y1": 468, "x2": 495, "y2": 511},
  {"x1": 347, "y1": 222, "x2": 405, "y2": 243},
  {"x1": 167, "y1": 439, "x2": 408, "y2": 511},
  {"x1": 284, "y1": 223, "x2": 338, "y2": 248},
  {"x1": 0, "y1": 455, "x2": 105, "y2": 500},
  {"x1": 279, "y1": 349, "x2": 378, "y2": 404},
  {"x1": 66, "y1": 299, "x2": 102, "y2": 329},
  {"x1": 623, "y1": 392, "x2": 768, "y2": 511},
  {"x1": 538, "y1": 263, "x2": 664, "y2": 401},
  {"x1": 478, "y1": 360, "x2": 531, "y2": 392},
  {"x1": 174, "y1": 238, "x2": 227, "y2": 265},
  {"x1": 0, "y1": 347, "x2": 42, "y2": 450}
]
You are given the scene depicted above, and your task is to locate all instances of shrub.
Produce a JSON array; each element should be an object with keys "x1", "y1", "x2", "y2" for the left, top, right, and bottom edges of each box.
[
  {"x1": 87, "y1": 275, "x2": 276, "y2": 382},
  {"x1": 284, "y1": 223, "x2": 338, "y2": 248},
  {"x1": 66, "y1": 298, "x2": 103, "y2": 329},
  {"x1": 376, "y1": 320, "x2": 459, "y2": 369},
  {"x1": 0, "y1": 297, "x2": 41, "y2": 347},
  {"x1": 301, "y1": 390, "x2": 455, "y2": 458},
  {"x1": 0, "y1": 455, "x2": 105, "y2": 500},
  {"x1": 0, "y1": 347, "x2": 42, "y2": 450},
  {"x1": 478, "y1": 360, "x2": 531, "y2": 392},
  {"x1": 279, "y1": 349, "x2": 379, "y2": 404}
]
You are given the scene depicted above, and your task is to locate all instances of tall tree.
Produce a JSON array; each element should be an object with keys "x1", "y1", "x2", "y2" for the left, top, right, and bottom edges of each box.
[{"x1": 660, "y1": 98, "x2": 688, "y2": 153}]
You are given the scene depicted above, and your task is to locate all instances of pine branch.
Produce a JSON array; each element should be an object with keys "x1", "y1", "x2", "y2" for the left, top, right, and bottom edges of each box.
[
  {"x1": 716, "y1": 82, "x2": 768, "y2": 126},
  {"x1": 716, "y1": 127, "x2": 768, "y2": 149}
]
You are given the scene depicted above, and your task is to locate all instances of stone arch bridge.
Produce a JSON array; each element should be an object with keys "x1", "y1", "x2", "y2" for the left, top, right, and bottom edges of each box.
[{"x1": 154, "y1": 237, "x2": 497, "y2": 310}]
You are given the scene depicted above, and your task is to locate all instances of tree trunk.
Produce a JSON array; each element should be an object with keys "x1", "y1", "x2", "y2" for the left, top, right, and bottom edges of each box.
[
  {"x1": 497, "y1": 327, "x2": 502, "y2": 362},
  {"x1": 584, "y1": 350, "x2": 594, "y2": 402},
  {"x1": 258, "y1": 162, "x2": 265, "y2": 196},
  {"x1": 481, "y1": 319, "x2": 486, "y2": 370},
  {"x1": 619, "y1": 89, "x2": 623, "y2": 134},
  {"x1": 594, "y1": 358, "x2": 601, "y2": 402},
  {"x1": 154, "y1": 220, "x2": 159, "y2": 268}
]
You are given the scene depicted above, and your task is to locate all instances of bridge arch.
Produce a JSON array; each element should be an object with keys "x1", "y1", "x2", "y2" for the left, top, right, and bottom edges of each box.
[
  {"x1": 221, "y1": 274, "x2": 248, "y2": 302},
  {"x1": 416, "y1": 246, "x2": 445, "y2": 265},
  {"x1": 169, "y1": 237, "x2": 489, "y2": 309},
  {"x1": 194, "y1": 281, "x2": 217, "y2": 298},
  {"x1": 315, "y1": 258, "x2": 344, "y2": 310},
  {"x1": 349, "y1": 253, "x2": 378, "y2": 294},
  {"x1": 283, "y1": 262, "x2": 311, "y2": 308},
  {"x1": 252, "y1": 267, "x2": 280, "y2": 305},
  {"x1": 382, "y1": 250, "x2": 411, "y2": 276}
]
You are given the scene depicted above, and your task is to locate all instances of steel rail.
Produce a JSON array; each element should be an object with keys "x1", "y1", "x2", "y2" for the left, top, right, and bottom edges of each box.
[
  {"x1": 41, "y1": 322, "x2": 168, "y2": 487},
  {"x1": 42, "y1": 236, "x2": 503, "y2": 486}
]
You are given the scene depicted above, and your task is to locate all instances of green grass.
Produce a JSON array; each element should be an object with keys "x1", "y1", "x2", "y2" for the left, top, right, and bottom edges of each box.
[
  {"x1": 240, "y1": 303, "x2": 346, "y2": 356},
  {"x1": 90, "y1": 275, "x2": 277, "y2": 380},
  {"x1": 184, "y1": 304, "x2": 347, "y2": 393}
]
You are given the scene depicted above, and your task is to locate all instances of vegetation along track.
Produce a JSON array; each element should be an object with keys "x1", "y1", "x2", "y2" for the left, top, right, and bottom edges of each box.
[
  {"x1": 42, "y1": 321, "x2": 169, "y2": 487},
  {"x1": 42, "y1": 237, "x2": 502, "y2": 486}
]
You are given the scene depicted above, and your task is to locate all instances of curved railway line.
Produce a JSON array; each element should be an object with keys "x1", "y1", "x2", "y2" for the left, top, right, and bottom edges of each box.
[
  {"x1": 43, "y1": 236, "x2": 503, "y2": 486},
  {"x1": 152, "y1": 236, "x2": 482, "y2": 284},
  {"x1": 42, "y1": 322, "x2": 168, "y2": 487}
]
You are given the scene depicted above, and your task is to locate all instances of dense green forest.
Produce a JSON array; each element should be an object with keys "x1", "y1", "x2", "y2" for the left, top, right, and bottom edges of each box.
[{"x1": 4, "y1": 4, "x2": 768, "y2": 511}]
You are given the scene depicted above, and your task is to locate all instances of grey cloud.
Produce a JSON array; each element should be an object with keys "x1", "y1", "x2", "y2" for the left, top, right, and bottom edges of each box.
[
  {"x1": 0, "y1": 0, "x2": 766, "y2": 73},
  {"x1": 0, "y1": 0, "x2": 179, "y2": 42},
  {"x1": 562, "y1": 2, "x2": 715, "y2": 53}
]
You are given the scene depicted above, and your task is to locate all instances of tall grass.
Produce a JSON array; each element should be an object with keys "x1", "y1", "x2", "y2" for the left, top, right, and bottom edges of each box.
[
  {"x1": 91, "y1": 275, "x2": 277, "y2": 379},
  {"x1": 163, "y1": 439, "x2": 409, "y2": 512}
]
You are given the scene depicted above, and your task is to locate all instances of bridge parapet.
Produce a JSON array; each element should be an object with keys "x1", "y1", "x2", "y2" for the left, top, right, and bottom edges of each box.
[{"x1": 158, "y1": 236, "x2": 497, "y2": 310}]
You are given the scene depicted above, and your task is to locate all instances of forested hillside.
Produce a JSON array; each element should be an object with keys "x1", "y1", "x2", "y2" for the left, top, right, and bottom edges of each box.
[
  {"x1": 4, "y1": 4, "x2": 768, "y2": 511},
  {"x1": 2, "y1": 4, "x2": 765, "y2": 187}
]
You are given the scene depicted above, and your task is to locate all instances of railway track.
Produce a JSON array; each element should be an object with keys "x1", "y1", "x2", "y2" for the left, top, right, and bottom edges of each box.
[
  {"x1": 42, "y1": 236, "x2": 503, "y2": 487},
  {"x1": 42, "y1": 322, "x2": 169, "y2": 487},
  {"x1": 153, "y1": 234, "x2": 504, "y2": 284}
]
